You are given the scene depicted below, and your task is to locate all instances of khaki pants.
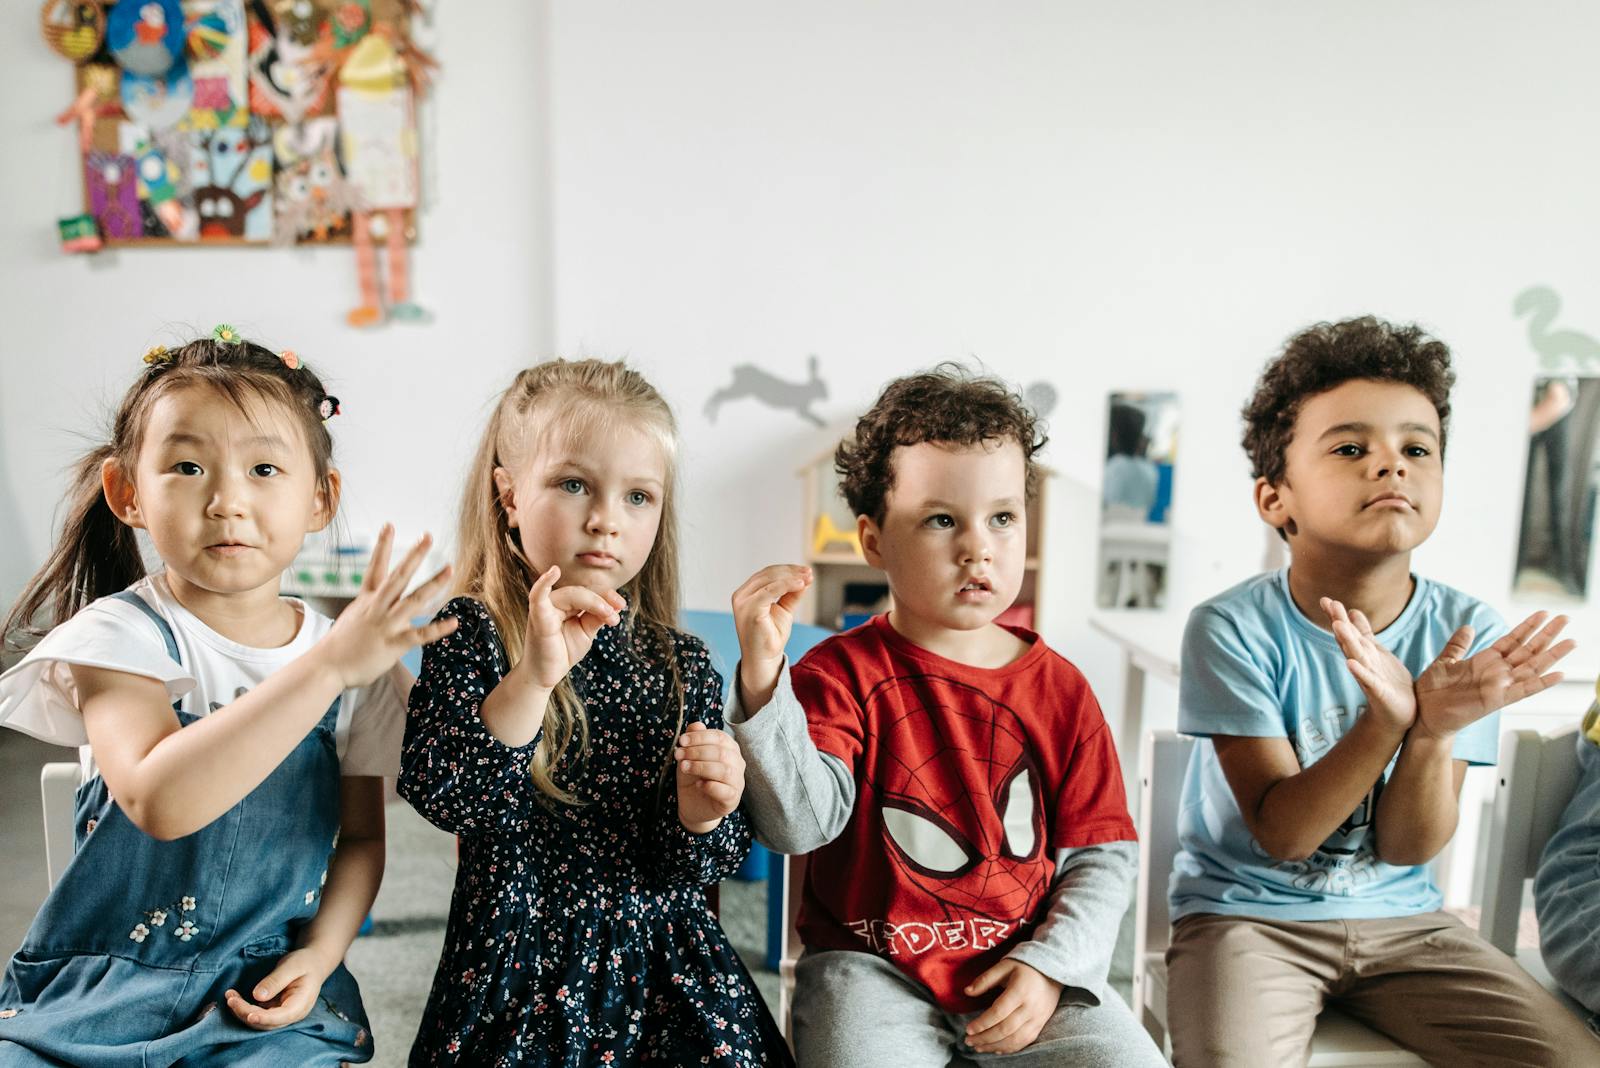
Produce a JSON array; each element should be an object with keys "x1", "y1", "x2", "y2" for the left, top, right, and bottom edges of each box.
[{"x1": 1165, "y1": 910, "x2": 1598, "y2": 1068}]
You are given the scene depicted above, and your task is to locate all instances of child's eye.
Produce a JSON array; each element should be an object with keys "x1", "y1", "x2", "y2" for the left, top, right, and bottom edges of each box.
[
  {"x1": 174, "y1": 461, "x2": 203, "y2": 476},
  {"x1": 626, "y1": 490, "x2": 651, "y2": 507},
  {"x1": 1405, "y1": 445, "x2": 1432, "y2": 458},
  {"x1": 924, "y1": 514, "x2": 955, "y2": 530},
  {"x1": 559, "y1": 478, "x2": 586, "y2": 495},
  {"x1": 991, "y1": 512, "x2": 1017, "y2": 528},
  {"x1": 252, "y1": 463, "x2": 280, "y2": 477},
  {"x1": 1332, "y1": 444, "x2": 1364, "y2": 457}
]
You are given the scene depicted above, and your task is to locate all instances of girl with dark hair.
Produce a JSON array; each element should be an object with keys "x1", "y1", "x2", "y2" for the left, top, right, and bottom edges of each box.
[{"x1": 0, "y1": 331, "x2": 455, "y2": 1067}]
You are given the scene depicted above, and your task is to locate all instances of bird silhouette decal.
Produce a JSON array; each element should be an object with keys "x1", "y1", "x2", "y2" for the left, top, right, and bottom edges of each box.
[{"x1": 1515, "y1": 286, "x2": 1600, "y2": 374}]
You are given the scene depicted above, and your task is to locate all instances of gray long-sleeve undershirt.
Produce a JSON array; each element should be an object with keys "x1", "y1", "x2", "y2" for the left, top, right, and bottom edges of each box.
[{"x1": 727, "y1": 658, "x2": 1136, "y2": 1000}]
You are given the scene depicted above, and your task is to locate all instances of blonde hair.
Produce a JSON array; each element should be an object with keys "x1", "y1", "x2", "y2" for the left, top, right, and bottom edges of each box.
[{"x1": 457, "y1": 359, "x2": 684, "y2": 804}]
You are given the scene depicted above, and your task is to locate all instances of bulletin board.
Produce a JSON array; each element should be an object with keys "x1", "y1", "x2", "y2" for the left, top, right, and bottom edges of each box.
[{"x1": 43, "y1": 0, "x2": 433, "y2": 254}]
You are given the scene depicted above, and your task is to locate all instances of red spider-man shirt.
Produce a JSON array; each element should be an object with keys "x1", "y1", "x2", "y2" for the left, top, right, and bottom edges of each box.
[{"x1": 792, "y1": 613, "x2": 1134, "y2": 1012}]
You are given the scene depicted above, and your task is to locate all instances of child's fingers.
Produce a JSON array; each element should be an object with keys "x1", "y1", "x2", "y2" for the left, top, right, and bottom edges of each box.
[
  {"x1": 677, "y1": 758, "x2": 732, "y2": 780},
  {"x1": 252, "y1": 963, "x2": 295, "y2": 1003},
  {"x1": 1496, "y1": 611, "x2": 1549, "y2": 655},
  {"x1": 962, "y1": 959, "x2": 1011, "y2": 1001},
  {"x1": 964, "y1": 984, "x2": 1022, "y2": 1036},
  {"x1": 967, "y1": 1007, "x2": 1029, "y2": 1051},
  {"x1": 239, "y1": 985, "x2": 314, "y2": 1029},
  {"x1": 376, "y1": 533, "x2": 434, "y2": 606},
  {"x1": 397, "y1": 563, "x2": 455, "y2": 620},
  {"x1": 693, "y1": 780, "x2": 741, "y2": 809},
  {"x1": 410, "y1": 616, "x2": 460, "y2": 648},
  {"x1": 1525, "y1": 638, "x2": 1577, "y2": 676},
  {"x1": 549, "y1": 584, "x2": 623, "y2": 623},
  {"x1": 1435, "y1": 624, "x2": 1474, "y2": 665},
  {"x1": 1346, "y1": 658, "x2": 1381, "y2": 695},
  {"x1": 1520, "y1": 615, "x2": 1570, "y2": 661},
  {"x1": 362, "y1": 524, "x2": 395, "y2": 592},
  {"x1": 1349, "y1": 609, "x2": 1377, "y2": 642}
]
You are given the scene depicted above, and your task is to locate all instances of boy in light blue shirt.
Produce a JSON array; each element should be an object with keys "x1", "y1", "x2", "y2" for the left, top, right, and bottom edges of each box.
[{"x1": 1165, "y1": 316, "x2": 1597, "y2": 1067}]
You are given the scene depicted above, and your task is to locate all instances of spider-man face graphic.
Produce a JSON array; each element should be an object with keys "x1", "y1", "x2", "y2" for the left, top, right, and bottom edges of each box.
[{"x1": 865, "y1": 675, "x2": 1050, "y2": 922}]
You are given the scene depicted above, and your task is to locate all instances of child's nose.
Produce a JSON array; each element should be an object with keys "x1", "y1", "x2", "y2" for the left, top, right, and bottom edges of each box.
[
  {"x1": 586, "y1": 503, "x2": 619, "y2": 535},
  {"x1": 207, "y1": 474, "x2": 248, "y2": 517}
]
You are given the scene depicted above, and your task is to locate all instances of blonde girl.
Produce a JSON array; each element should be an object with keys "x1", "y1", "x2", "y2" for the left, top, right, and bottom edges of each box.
[{"x1": 399, "y1": 358, "x2": 791, "y2": 1066}]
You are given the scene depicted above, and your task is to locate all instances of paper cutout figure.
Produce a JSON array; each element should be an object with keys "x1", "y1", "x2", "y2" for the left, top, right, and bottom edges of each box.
[
  {"x1": 188, "y1": 116, "x2": 273, "y2": 238},
  {"x1": 86, "y1": 152, "x2": 144, "y2": 239},
  {"x1": 338, "y1": 30, "x2": 423, "y2": 325},
  {"x1": 41, "y1": 0, "x2": 106, "y2": 63},
  {"x1": 272, "y1": 115, "x2": 360, "y2": 243},
  {"x1": 704, "y1": 354, "x2": 828, "y2": 426},
  {"x1": 1516, "y1": 286, "x2": 1600, "y2": 375},
  {"x1": 246, "y1": 0, "x2": 333, "y2": 122},
  {"x1": 813, "y1": 514, "x2": 862, "y2": 558},
  {"x1": 58, "y1": 214, "x2": 102, "y2": 252},
  {"x1": 182, "y1": 0, "x2": 249, "y2": 129},
  {"x1": 107, "y1": 0, "x2": 186, "y2": 76}
]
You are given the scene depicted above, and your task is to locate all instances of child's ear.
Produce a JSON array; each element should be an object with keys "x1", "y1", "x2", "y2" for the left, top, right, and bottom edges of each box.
[
  {"x1": 1253, "y1": 476, "x2": 1295, "y2": 538},
  {"x1": 308, "y1": 469, "x2": 342, "y2": 533},
  {"x1": 857, "y1": 514, "x2": 885, "y2": 569},
  {"x1": 101, "y1": 457, "x2": 145, "y2": 529},
  {"x1": 492, "y1": 467, "x2": 519, "y2": 529}
]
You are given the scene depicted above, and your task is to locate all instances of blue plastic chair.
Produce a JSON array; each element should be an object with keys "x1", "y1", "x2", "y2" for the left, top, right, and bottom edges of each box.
[{"x1": 680, "y1": 609, "x2": 833, "y2": 969}]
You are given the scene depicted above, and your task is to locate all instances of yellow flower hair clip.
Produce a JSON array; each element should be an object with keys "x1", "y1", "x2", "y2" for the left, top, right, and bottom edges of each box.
[{"x1": 142, "y1": 345, "x2": 170, "y2": 365}]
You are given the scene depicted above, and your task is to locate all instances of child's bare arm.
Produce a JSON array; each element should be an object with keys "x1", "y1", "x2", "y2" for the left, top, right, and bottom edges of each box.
[
  {"x1": 225, "y1": 775, "x2": 385, "y2": 1030},
  {"x1": 1373, "y1": 609, "x2": 1572, "y2": 864},
  {"x1": 76, "y1": 530, "x2": 452, "y2": 841},
  {"x1": 1213, "y1": 721, "x2": 1406, "y2": 862}
]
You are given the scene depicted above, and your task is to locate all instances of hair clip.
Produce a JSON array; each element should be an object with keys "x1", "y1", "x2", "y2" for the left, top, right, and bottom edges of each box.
[
  {"x1": 319, "y1": 395, "x2": 341, "y2": 421},
  {"x1": 279, "y1": 350, "x2": 300, "y2": 370},
  {"x1": 141, "y1": 344, "x2": 170, "y2": 365},
  {"x1": 212, "y1": 323, "x2": 242, "y2": 345}
]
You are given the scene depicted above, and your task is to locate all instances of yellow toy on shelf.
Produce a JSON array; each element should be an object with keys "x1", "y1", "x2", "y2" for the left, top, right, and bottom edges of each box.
[{"x1": 812, "y1": 513, "x2": 861, "y2": 558}]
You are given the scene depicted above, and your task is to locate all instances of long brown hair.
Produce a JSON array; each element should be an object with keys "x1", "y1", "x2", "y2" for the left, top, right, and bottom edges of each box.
[
  {"x1": 4, "y1": 338, "x2": 339, "y2": 652},
  {"x1": 457, "y1": 358, "x2": 684, "y2": 804}
]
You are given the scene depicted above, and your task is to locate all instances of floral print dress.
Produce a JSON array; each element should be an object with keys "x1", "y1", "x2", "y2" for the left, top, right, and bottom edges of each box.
[{"x1": 399, "y1": 597, "x2": 792, "y2": 1067}]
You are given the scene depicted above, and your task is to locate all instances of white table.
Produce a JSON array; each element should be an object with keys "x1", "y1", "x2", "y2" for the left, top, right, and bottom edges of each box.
[{"x1": 1090, "y1": 609, "x2": 1187, "y2": 790}]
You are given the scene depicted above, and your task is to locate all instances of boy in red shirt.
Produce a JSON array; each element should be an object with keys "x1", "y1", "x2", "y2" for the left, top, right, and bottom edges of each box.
[{"x1": 717, "y1": 366, "x2": 1163, "y2": 1065}]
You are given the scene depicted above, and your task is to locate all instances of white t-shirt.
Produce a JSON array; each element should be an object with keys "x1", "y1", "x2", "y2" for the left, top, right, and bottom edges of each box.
[{"x1": 0, "y1": 574, "x2": 408, "y2": 779}]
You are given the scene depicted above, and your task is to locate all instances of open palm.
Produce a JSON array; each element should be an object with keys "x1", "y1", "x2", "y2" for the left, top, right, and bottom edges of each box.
[{"x1": 1415, "y1": 611, "x2": 1573, "y2": 737}]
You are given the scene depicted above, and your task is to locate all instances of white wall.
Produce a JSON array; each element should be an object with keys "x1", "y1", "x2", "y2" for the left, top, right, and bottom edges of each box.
[
  {"x1": 3, "y1": 3, "x2": 1599, "y2": 728},
  {"x1": 0, "y1": 2, "x2": 553, "y2": 609},
  {"x1": 545, "y1": 1, "x2": 1600, "y2": 722}
]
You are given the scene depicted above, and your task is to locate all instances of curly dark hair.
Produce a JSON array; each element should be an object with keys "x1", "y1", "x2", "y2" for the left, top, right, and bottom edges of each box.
[
  {"x1": 1242, "y1": 316, "x2": 1454, "y2": 486},
  {"x1": 836, "y1": 363, "x2": 1047, "y2": 523}
]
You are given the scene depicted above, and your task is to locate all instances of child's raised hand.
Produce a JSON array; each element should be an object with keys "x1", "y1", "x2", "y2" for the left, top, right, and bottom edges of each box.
[
  {"x1": 520, "y1": 565, "x2": 626, "y2": 690},
  {"x1": 319, "y1": 525, "x2": 458, "y2": 689},
  {"x1": 1322, "y1": 597, "x2": 1416, "y2": 735},
  {"x1": 674, "y1": 721, "x2": 745, "y2": 835},
  {"x1": 962, "y1": 958, "x2": 1062, "y2": 1054},
  {"x1": 1414, "y1": 610, "x2": 1574, "y2": 739},
  {"x1": 731, "y1": 564, "x2": 812, "y2": 711},
  {"x1": 223, "y1": 946, "x2": 331, "y2": 1030}
]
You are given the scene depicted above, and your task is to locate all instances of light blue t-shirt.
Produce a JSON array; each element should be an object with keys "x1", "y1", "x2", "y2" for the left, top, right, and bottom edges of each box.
[{"x1": 1170, "y1": 568, "x2": 1505, "y2": 921}]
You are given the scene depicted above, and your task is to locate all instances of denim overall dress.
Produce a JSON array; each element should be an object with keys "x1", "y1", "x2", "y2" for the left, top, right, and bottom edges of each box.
[{"x1": 0, "y1": 592, "x2": 374, "y2": 1067}]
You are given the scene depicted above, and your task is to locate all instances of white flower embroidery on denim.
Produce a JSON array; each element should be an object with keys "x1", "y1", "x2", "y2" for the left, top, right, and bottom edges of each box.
[
  {"x1": 304, "y1": 890, "x2": 316, "y2": 905},
  {"x1": 149, "y1": 909, "x2": 167, "y2": 927},
  {"x1": 180, "y1": 896, "x2": 197, "y2": 911},
  {"x1": 175, "y1": 920, "x2": 200, "y2": 941},
  {"x1": 0, "y1": 1008, "x2": 18, "y2": 1019},
  {"x1": 130, "y1": 924, "x2": 149, "y2": 943},
  {"x1": 319, "y1": 869, "x2": 327, "y2": 887}
]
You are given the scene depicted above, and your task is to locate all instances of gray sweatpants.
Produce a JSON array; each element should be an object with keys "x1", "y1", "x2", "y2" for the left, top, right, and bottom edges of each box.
[{"x1": 791, "y1": 949, "x2": 1167, "y2": 1068}]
